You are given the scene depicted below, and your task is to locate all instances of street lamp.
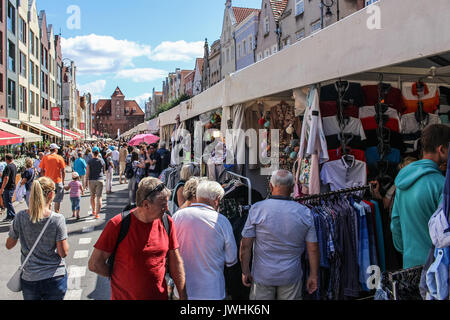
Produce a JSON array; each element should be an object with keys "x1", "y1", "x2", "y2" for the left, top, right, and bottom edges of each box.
[
  {"x1": 62, "y1": 58, "x2": 75, "y2": 146},
  {"x1": 320, "y1": 0, "x2": 340, "y2": 29}
]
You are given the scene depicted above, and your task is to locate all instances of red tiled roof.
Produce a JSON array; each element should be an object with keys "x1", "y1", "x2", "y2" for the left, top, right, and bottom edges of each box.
[
  {"x1": 232, "y1": 7, "x2": 260, "y2": 25},
  {"x1": 125, "y1": 101, "x2": 145, "y2": 115},
  {"x1": 95, "y1": 99, "x2": 111, "y2": 114},
  {"x1": 270, "y1": 0, "x2": 288, "y2": 22}
]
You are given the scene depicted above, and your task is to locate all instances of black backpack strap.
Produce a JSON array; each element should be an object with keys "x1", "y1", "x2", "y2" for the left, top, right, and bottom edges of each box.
[
  {"x1": 107, "y1": 210, "x2": 132, "y2": 277},
  {"x1": 162, "y1": 213, "x2": 171, "y2": 236}
]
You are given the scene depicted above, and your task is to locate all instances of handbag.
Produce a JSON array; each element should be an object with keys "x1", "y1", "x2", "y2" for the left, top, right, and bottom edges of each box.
[{"x1": 7, "y1": 216, "x2": 52, "y2": 292}]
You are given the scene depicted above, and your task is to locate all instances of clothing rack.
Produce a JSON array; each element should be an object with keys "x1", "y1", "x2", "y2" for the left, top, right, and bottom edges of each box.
[{"x1": 294, "y1": 184, "x2": 374, "y2": 202}]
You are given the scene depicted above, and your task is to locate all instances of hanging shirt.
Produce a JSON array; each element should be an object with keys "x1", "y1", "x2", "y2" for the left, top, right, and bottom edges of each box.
[
  {"x1": 320, "y1": 157, "x2": 367, "y2": 191},
  {"x1": 362, "y1": 85, "x2": 405, "y2": 114},
  {"x1": 365, "y1": 146, "x2": 401, "y2": 167},
  {"x1": 400, "y1": 113, "x2": 442, "y2": 154},
  {"x1": 364, "y1": 129, "x2": 404, "y2": 151},
  {"x1": 320, "y1": 82, "x2": 366, "y2": 107},
  {"x1": 353, "y1": 201, "x2": 371, "y2": 292},
  {"x1": 322, "y1": 116, "x2": 367, "y2": 140},
  {"x1": 402, "y1": 83, "x2": 440, "y2": 115},
  {"x1": 359, "y1": 105, "x2": 401, "y2": 121},
  {"x1": 360, "y1": 117, "x2": 400, "y2": 132},
  {"x1": 298, "y1": 86, "x2": 329, "y2": 163},
  {"x1": 320, "y1": 101, "x2": 359, "y2": 118},
  {"x1": 438, "y1": 86, "x2": 450, "y2": 124},
  {"x1": 327, "y1": 148, "x2": 366, "y2": 163}
]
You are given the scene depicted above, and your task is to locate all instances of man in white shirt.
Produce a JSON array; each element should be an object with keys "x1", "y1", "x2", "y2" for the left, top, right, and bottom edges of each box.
[
  {"x1": 173, "y1": 180, "x2": 237, "y2": 300},
  {"x1": 34, "y1": 152, "x2": 44, "y2": 174},
  {"x1": 111, "y1": 146, "x2": 120, "y2": 175}
]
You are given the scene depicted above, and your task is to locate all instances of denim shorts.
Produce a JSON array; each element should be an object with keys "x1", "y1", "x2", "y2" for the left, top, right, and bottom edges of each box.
[
  {"x1": 21, "y1": 273, "x2": 67, "y2": 301},
  {"x1": 53, "y1": 183, "x2": 65, "y2": 203},
  {"x1": 70, "y1": 197, "x2": 81, "y2": 211}
]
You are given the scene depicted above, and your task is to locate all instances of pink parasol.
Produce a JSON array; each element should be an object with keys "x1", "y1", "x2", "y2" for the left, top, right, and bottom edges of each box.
[{"x1": 128, "y1": 134, "x2": 160, "y2": 146}]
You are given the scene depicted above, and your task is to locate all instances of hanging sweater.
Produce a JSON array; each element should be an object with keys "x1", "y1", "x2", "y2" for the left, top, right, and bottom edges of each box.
[{"x1": 391, "y1": 160, "x2": 445, "y2": 269}]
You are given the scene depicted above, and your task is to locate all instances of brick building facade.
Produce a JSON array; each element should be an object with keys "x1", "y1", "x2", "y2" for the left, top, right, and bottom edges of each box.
[{"x1": 93, "y1": 87, "x2": 144, "y2": 139}]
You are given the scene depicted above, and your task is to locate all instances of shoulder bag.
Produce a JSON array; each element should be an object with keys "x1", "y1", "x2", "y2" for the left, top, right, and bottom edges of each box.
[{"x1": 7, "y1": 216, "x2": 52, "y2": 292}]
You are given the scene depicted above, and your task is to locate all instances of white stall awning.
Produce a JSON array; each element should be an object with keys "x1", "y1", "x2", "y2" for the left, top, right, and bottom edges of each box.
[{"x1": 0, "y1": 122, "x2": 42, "y2": 143}]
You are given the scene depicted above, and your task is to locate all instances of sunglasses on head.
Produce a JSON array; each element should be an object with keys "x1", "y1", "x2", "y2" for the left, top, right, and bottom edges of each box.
[{"x1": 145, "y1": 183, "x2": 165, "y2": 200}]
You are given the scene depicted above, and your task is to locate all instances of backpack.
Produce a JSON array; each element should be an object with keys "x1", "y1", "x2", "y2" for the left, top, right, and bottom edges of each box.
[
  {"x1": 106, "y1": 209, "x2": 171, "y2": 277},
  {"x1": 124, "y1": 160, "x2": 135, "y2": 179}
]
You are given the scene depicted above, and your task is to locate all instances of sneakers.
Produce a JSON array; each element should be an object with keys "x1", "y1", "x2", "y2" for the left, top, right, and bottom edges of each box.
[
  {"x1": 95, "y1": 214, "x2": 100, "y2": 219},
  {"x1": 2, "y1": 216, "x2": 13, "y2": 222}
]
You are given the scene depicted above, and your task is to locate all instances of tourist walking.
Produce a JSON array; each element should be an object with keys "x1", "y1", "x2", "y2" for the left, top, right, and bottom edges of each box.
[
  {"x1": 105, "y1": 149, "x2": 114, "y2": 194},
  {"x1": 20, "y1": 158, "x2": 37, "y2": 207},
  {"x1": 391, "y1": 124, "x2": 450, "y2": 269},
  {"x1": 173, "y1": 180, "x2": 237, "y2": 300},
  {"x1": 111, "y1": 146, "x2": 120, "y2": 175},
  {"x1": 86, "y1": 147, "x2": 105, "y2": 219},
  {"x1": 5, "y1": 177, "x2": 69, "y2": 300},
  {"x1": 1, "y1": 154, "x2": 17, "y2": 222},
  {"x1": 118, "y1": 144, "x2": 129, "y2": 184},
  {"x1": 73, "y1": 153, "x2": 88, "y2": 191},
  {"x1": 88, "y1": 177, "x2": 187, "y2": 300},
  {"x1": 65, "y1": 172, "x2": 84, "y2": 220},
  {"x1": 39, "y1": 144, "x2": 66, "y2": 214},
  {"x1": 240, "y1": 170, "x2": 319, "y2": 300}
]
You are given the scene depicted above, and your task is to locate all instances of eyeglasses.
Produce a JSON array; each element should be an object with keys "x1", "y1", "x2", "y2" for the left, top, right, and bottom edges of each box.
[{"x1": 145, "y1": 183, "x2": 165, "y2": 200}]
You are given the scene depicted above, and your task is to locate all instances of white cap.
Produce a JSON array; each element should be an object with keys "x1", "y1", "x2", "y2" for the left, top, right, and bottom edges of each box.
[{"x1": 49, "y1": 143, "x2": 60, "y2": 150}]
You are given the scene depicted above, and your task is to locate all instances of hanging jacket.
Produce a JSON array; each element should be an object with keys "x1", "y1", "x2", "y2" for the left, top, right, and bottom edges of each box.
[{"x1": 391, "y1": 160, "x2": 445, "y2": 269}]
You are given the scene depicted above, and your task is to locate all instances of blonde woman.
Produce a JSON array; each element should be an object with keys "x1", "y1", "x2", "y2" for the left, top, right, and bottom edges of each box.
[
  {"x1": 172, "y1": 164, "x2": 200, "y2": 211},
  {"x1": 6, "y1": 177, "x2": 69, "y2": 300},
  {"x1": 178, "y1": 177, "x2": 206, "y2": 210}
]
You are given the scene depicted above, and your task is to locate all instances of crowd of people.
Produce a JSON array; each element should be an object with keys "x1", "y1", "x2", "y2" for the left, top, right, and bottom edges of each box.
[{"x1": 1, "y1": 123, "x2": 449, "y2": 301}]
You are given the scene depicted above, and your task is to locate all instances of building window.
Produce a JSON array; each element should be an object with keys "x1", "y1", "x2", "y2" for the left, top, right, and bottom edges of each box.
[
  {"x1": 296, "y1": 29, "x2": 305, "y2": 41},
  {"x1": 19, "y1": 85, "x2": 26, "y2": 113},
  {"x1": 264, "y1": 16, "x2": 270, "y2": 34},
  {"x1": 19, "y1": 17, "x2": 26, "y2": 44},
  {"x1": 264, "y1": 49, "x2": 270, "y2": 58},
  {"x1": 7, "y1": 79, "x2": 16, "y2": 110},
  {"x1": 29, "y1": 90, "x2": 34, "y2": 115},
  {"x1": 248, "y1": 35, "x2": 253, "y2": 53},
  {"x1": 295, "y1": 0, "x2": 305, "y2": 16},
  {"x1": 20, "y1": 51, "x2": 26, "y2": 77},
  {"x1": 30, "y1": 30, "x2": 35, "y2": 56},
  {"x1": 0, "y1": 31, "x2": 2, "y2": 65},
  {"x1": 271, "y1": 45, "x2": 278, "y2": 55},
  {"x1": 237, "y1": 44, "x2": 240, "y2": 59},
  {"x1": 365, "y1": 0, "x2": 379, "y2": 5},
  {"x1": 0, "y1": 74, "x2": 3, "y2": 93},
  {"x1": 35, "y1": 65, "x2": 39, "y2": 88},
  {"x1": 7, "y1": 2, "x2": 15, "y2": 34},
  {"x1": 35, "y1": 37, "x2": 39, "y2": 57},
  {"x1": 257, "y1": 52, "x2": 263, "y2": 61},
  {"x1": 243, "y1": 40, "x2": 247, "y2": 55},
  {"x1": 8, "y1": 40, "x2": 15, "y2": 72},
  {"x1": 311, "y1": 20, "x2": 321, "y2": 34}
]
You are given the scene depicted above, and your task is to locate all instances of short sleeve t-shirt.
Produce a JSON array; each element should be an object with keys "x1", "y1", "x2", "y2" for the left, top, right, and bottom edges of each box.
[
  {"x1": 22, "y1": 168, "x2": 36, "y2": 192},
  {"x1": 88, "y1": 158, "x2": 105, "y2": 181},
  {"x1": 241, "y1": 199, "x2": 317, "y2": 287},
  {"x1": 320, "y1": 158, "x2": 367, "y2": 191},
  {"x1": 2, "y1": 163, "x2": 17, "y2": 190},
  {"x1": 94, "y1": 212, "x2": 179, "y2": 300},
  {"x1": 73, "y1": 158, "x2": 87, "y2": 177},
  {"x1": 9, "y1": 210, "x2": 67, "y2": 282},
  {"x1": 68, "y1": 180, "x2": 83, "y2": 198},
  {"x1": 39, "y1": 153, "x2": 66, "y2": 184}
]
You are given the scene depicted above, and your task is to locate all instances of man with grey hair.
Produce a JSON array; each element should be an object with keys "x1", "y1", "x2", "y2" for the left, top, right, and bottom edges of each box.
[
  {"x1": 240, "y1": 169, "x2": 319, "y2": 300},
  {"x1": 89, "y1": 177, "x2": 187, "y2": 300},
  {"x1": 173, "y1": 180, "x2": 238, "y2": 300}
]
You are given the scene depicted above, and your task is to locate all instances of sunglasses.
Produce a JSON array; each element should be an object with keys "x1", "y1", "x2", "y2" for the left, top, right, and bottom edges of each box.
[{"x1": 145, "y1": 183, "x2": 165, "y2": 201}]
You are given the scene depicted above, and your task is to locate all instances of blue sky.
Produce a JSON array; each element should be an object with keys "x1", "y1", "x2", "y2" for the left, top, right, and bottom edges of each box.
[{"x1": 36, "y1": 0, "x2": 262, "y2": 110}]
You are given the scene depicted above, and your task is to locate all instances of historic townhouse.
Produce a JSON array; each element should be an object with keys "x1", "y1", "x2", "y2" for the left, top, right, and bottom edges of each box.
[
  {"x1": 38, "y1": 10, "x2": 49, "y2": 125},
  {"x1": 6, "y1": 0, "x2": 19, "y2": 122},
  {"x1": 0, "y1": 0, "x2": 7, "y2": 118},
  {"x1": 27, "y1": 0, "x2": 40, "y2": 124}
]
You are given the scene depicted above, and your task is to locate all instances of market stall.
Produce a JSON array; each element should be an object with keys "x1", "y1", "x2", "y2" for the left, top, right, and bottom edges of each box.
[{"x1": 164, "y1": 0, "x2": 450, "y2": 300}]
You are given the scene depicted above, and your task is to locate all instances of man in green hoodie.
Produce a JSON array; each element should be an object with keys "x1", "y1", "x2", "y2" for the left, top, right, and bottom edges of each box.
[{"x1": 391, "y1": 124, "x2": 450, "y2": 269}]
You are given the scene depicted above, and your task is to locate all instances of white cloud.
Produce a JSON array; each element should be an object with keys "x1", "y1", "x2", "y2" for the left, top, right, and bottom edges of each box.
[
  {"x1": 115, "y1": 68, "x2": 167, "y2": 83},
  {"x1": 62, "y1": 34, "x2": 204, "y2": 75},
  {"x1": 132, "y1": 93, "x2": 152, "y2": 110},
  {"x1": 62, "y1": 34, "x2": 152, "y2": 75},
  {"x1": 150, "y1": 40, "x2": 204, "y2": 62},
  {"x1": 78, "y1": 79, "x2": 107, "y2": 95}
]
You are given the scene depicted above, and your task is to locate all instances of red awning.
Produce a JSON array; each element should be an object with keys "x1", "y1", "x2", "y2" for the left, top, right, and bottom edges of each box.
[
  {"x1": 0, "y1": 130, "x2": 23, "y2": 146},
  {"x1": 66, "y1": 128, "x2": 83, "y2": 138},
  {"x1": 45, "y1": 125, "x2": 79, "y2": 140}
]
